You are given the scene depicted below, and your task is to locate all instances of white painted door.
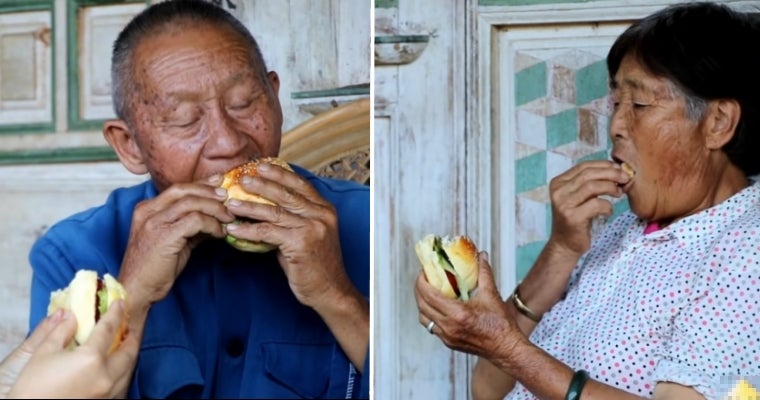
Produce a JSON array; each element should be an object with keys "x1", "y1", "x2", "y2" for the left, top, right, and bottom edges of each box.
[{"x1": 374, "y1": 1, "x2": 468, "y2": 398}]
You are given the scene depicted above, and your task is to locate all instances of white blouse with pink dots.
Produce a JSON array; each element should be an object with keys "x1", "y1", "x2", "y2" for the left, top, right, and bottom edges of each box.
[{"x1": 506, "y1": 180, "x2": 760, "y2": 400}]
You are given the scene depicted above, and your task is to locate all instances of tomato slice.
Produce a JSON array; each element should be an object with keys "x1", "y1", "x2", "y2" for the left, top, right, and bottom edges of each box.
[{"x1": 445, "y1": 269, "x2": 461, "y2": 298}]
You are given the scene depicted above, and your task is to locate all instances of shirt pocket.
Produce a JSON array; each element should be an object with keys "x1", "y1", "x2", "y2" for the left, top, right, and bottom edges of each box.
[
  {"x1": 261, "y1": 341, "x2": 333, "y2": 399},
  {"x1": 133, "y1": 345, "x2": 205, "y2": 399}
]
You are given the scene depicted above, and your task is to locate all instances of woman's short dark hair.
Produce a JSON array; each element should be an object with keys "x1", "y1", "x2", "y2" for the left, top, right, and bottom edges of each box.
[
  {"x1": 111, "y1": 0, "x2": 268, "y2": 125},
  {"x1": 607, "y1": 1, "x2": 760, "y2": 176}
]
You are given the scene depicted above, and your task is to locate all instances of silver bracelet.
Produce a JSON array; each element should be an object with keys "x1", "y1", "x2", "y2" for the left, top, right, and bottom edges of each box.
[{"x1": 510, "y1": 283, "x2": 542, "y2": 322}]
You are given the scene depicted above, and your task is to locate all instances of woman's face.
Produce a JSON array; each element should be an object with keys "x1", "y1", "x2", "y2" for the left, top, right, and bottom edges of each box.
[{"x1": 609, "y1": 54, "x2": 713, "y2": 223}]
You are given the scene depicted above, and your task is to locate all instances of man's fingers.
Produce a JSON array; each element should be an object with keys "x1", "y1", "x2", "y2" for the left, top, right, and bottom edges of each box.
[
  {"x1": 242, "y1": 165, "x2": 331, "y2": 208},
  {"x1": 134, "y1": 181, "x2": 233, "y2": 225},
  {"x1": 223, "y1": 220, "x2": 290, "y2": 250},
  {"x1": 144, "y1": 193, "x2": 234, "y2": 227}
]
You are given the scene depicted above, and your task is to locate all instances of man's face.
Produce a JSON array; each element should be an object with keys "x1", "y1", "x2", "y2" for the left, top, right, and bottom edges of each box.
[
  {"x1": 609, "y1": 54, "x2": 711, "y2": 222},
  {"x1": 127, "y1": 24, "x2": 283, "y2": 191}
]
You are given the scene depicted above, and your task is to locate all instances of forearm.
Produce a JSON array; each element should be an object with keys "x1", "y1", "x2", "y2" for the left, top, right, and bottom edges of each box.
[
  {"x1": 471, "y1": 304, "x2": 542, "y2": 398},
  {"x1": 471, "y1": 242, "x2": 582, "y2": 399},
  {"x1": 313, "y1": 286, "x2": 369, "y2": 373},
  {"x1": 490, "y1": 341, "x2": 647, "y2": 400},
  {"x1": 472, "y1": 358, "x2": 515, "y2": 400},
  {"x1": 518, "y1": 240, "x2": 583, "y2": 318}
]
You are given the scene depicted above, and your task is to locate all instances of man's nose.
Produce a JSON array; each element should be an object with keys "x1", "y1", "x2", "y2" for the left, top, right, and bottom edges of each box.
[{"x1": 208, "y1": 108, "x2": 247, "y2": 155}]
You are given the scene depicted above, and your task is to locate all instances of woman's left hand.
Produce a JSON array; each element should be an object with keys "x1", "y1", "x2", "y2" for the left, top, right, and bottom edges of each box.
[{"x1": 414, "y1": 252, "x2": 528, "y2": 359}]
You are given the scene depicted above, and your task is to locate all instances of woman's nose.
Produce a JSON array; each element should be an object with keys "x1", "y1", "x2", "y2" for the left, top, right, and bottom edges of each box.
[{"x1": 608, "y1": 108, "x2": 628, "y2": 140}]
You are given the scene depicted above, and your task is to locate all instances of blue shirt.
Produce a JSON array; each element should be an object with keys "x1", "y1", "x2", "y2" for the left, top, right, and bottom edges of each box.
[{"x1": 28, "y1": 165, "x2": 370, "y2": 399}]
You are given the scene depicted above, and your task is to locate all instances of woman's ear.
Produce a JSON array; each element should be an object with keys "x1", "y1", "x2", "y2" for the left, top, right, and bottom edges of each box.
[
  {"x1": 103, "y1": 119, "x2": 149, "y2": 175},
  {"x1": 705, "y1": 99, "x2": 740, "y2": 150}
]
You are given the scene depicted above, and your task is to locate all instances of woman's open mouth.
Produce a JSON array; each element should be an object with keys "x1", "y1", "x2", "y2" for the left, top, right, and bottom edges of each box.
[{"x1": 611, "y1": 155, "x2": 635, "y2": 191}]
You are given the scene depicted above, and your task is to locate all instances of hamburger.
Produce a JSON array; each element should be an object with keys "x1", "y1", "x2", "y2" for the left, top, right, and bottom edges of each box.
[
  {"x1": 221, "y1": 157, "x2": 294, "y2": 252},
  {"x1": 47, "y1": 269, "x2": 128, "y2": 353},
  {"x1": 414, "y1": 234, "x2": 479, "y2": 301},
  {"x1": 620, "y1": 162, "x2": 635, "y2": 178}
]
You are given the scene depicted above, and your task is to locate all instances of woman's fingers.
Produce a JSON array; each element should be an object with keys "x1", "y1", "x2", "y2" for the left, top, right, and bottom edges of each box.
[{"x1": 36, "y1": 310, "x2": 78, "y2": 353}]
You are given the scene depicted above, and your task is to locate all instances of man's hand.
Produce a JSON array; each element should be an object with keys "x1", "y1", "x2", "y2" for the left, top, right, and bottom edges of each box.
[
  {"x1": 223, "y1": 162, "x2": 369, "y2": 371},
  {"x1": 119, "y1": 174, "x2": 235, "y2": 311},
  {"x1": 223, "y1": 162, "x2": 355, "y2": 308}
]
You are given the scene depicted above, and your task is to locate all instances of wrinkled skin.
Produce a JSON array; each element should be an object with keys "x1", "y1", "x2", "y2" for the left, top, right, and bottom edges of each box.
[
  {"x1": 102, "y1": 22, "x2": 367, "y2": 372},
  {"x1": 548, "y1": 160, "x2": 630, "y2": 256},
  {"x1": 414, "y1": 252, "x2": 528, "y2": 358},
  {"x1": 609, "y1": 54, "x2": 747, "y2": 223},
  {"x1": 1, "y1": 301, "x2": 138, "y2": 399}
]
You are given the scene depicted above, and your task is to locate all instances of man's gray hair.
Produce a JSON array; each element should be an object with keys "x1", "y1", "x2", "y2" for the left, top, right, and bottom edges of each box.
[{"x1": 110, "y1": 0, "x2": 269, "y2": 124}]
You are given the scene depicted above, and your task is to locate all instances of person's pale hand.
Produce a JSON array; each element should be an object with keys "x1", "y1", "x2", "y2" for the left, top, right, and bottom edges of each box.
[
  {"x1": 0, "y1": 308, "x2": 65, "y2": 399},
  {"x1": 119, "y1": 174, "x2": 235, "y2": 308},
  {"x1": 3, "y1": 300, "x2": 139, "y2": 399},
  {"x1": 547, "y1": 160, "x2": 630, "y2": 256},
  {"x1": 414, "y1": 252, "x2": 528, "y2": 359},
  {"x1": 223, "y1": 162, "x2": 356, "y2": 309}
]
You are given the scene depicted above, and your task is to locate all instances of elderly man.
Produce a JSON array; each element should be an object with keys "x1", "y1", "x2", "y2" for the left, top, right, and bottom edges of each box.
[{"x1": 27, "y1": 0, "x2": 369, "y2": 398}]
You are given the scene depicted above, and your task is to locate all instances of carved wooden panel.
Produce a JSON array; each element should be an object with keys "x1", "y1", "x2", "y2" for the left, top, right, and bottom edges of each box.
[
  {"x1": 75, "y1": 2, "x2": 146, "y2": 125},
  {"x1": 0, "y1": 10, "x2": 52, "y2": 128}
]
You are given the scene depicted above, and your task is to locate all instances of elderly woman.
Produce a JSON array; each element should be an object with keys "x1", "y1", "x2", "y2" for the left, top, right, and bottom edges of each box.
[{"x1": 414, "y1": 2, "x2": 760, "y2": 400}]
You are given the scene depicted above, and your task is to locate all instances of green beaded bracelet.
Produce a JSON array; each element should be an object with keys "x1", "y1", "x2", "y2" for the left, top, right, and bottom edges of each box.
[{"x1": 564, "y1": 369, "x2": 589, "y2": 400}]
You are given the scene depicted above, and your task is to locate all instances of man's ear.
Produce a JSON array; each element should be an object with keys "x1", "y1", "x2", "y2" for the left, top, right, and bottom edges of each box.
[
  {"x1": 103, "y1": 119, "x2": 149, "y2": 175},
  {"x1": 267, "y1": 71, "x2": 280, "y2": 95},
  {"x1": 704, "y1": 99, "x2": 740, "y2": 150}
]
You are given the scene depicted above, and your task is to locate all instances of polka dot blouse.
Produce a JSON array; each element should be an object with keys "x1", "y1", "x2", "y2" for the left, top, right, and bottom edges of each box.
[{"x1": 506, "y1": 181, "x2": 760, "y2": 400}]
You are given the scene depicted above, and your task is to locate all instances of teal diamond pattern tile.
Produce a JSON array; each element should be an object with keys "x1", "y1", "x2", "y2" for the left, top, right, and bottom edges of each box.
[
  {"x1": 546, "y1": 108, "x2": 578, "y2": 149},
  {"x1": 578, "y1": 149, "x2": 609, "y2": 163},
  {"x1": 515, "y1": 61, "x2": 547, "y2": 106},
  {"x1": 575, "y1": 60, "x2": 609, "y2": 105},
  {"x1": 516, "y1": 151, "x2": 547, "y2": 193},
  {"x1": 516, "y1": 240, "x2": 546, "y2": 282}
]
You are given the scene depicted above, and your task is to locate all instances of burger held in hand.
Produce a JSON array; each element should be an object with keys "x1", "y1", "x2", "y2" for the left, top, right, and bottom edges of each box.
[
  {"x1": 415, "y1": 234, "x2": 479, "y2": 301},
  {"x1": 47, "y1": 269, "x2": 128, "y2": 353},
  {"x1": 221, "y1": 157, "x2": 294, "y2": 252}
]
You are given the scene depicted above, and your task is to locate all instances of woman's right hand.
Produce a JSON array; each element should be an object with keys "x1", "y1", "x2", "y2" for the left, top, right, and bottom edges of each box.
[
  {"x1": 3, "y1": 300, "x2": 139, "y2": 399},
  {"x1": 547, "y1": 160, "x2": 631, "y2": 256}
]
